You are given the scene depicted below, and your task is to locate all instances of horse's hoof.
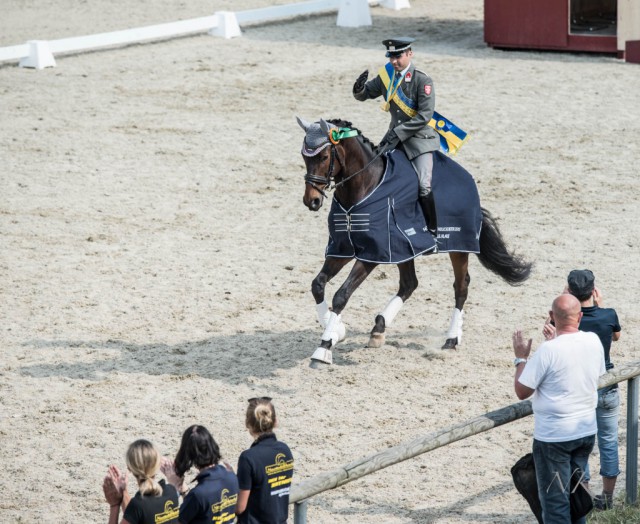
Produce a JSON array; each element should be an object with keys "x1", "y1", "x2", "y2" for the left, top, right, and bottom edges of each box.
[
  {"x1": 310, "y1": 347, "x2": 332, "y2": 366},
  {"x1": 367, "y1": 332, "x2": 385, "y2": 348},
  {"x1": 441, "y1": 337, "x2": 458, "y2": 350}
]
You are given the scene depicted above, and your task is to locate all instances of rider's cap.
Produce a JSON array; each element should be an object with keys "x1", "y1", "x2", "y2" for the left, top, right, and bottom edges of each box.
[
  {"x1": 567, "y1": 269, "x2": 595, "y2": 299},
  {"x1": 383, "y1": 37, "x2": 414, "y2": 57}
]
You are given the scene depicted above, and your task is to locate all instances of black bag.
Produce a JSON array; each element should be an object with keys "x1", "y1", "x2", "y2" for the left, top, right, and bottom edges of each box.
[
  {"x1": 511, "y1": 453, "x2": 593, "y2": 523},
  {"x1": 511, "y1": 453, "x2": 543, "y2": 523}
]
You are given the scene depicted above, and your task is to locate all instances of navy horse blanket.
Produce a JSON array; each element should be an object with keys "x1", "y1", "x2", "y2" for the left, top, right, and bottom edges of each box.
[{"x1": 325, "y1": 149, "x2": 482, "y2": 263}]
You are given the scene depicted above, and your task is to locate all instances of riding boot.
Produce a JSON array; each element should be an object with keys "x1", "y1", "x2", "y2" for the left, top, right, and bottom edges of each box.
[{"x1": 419, "y1": 193, "x2": 437, "y2": 234}]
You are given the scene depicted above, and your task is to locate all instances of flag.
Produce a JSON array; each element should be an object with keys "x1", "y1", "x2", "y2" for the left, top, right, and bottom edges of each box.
[{"x1": 429, "y1": 111, "x2": 469, "y2": 155}]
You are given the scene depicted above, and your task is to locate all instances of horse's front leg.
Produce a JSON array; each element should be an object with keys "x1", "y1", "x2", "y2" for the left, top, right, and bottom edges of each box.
[
  {"x1": 311, "y1": 257, "x2": 352, "y2": 327},
  {"x1": 368, "y1": 260, "x2": 418, "y2": 348},
  {"x1": 311, "y1": 260, "x2": 376, "y2": 367},
  {"x1": 442, "y1": 252, "x2": 470, "y2": 349}
]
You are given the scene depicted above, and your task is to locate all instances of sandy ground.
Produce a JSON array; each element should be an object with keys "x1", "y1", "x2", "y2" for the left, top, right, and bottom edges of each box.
[{"x1": 1, "y1": 1, "x2": 640, "y2": 522}]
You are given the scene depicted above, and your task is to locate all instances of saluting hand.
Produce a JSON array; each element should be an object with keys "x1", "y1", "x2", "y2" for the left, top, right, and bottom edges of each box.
[{"x1": 353, "y1": 69, "x2": 368, "y2": 94}]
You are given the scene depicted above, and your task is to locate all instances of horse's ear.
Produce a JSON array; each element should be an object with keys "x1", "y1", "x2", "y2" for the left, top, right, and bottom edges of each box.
[
  {"x1": 319, "y1": 118, "x2": 332, "y2": 136},
  {"x1": 296, "y1": 116, "x2": 311, "y2": 131}
]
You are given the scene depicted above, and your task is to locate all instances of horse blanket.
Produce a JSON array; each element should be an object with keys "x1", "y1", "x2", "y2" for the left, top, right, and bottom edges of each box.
[{"x1": 325, "y1": 149, "x2": 481, "y2": 263}]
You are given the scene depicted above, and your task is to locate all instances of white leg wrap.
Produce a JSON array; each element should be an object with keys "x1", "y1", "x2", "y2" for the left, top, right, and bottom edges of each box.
[
  {"x1": 446, "y1": 308, "x2": 464, "y2": 342},
  {"x1": 321, "y1": 311, "x2": 346, "y2": 346},
  {"x1": 316, "y1": 300, "x2": 330, "y2": 328},
  {"x1": 311, "y1": 346, "x2": 332, "y2": 364},
  {"x1": 380, "y1": 296, "x2": 404, "y2": 327}
]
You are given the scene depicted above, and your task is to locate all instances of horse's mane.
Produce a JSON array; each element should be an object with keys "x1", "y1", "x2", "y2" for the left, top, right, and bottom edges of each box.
[{"x1": 327, "y1": 118, "x2": 376, "y2": 150}]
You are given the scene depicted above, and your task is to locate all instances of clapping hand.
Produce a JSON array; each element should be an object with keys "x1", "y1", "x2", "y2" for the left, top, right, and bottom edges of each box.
[
  {"x1": 103, "y1": 465, "x2": 127, "y2": 507},
  {"x1": 353, "y1": 69, "x2": 368, "y2": 94},
  {"x1": 542, "y1": 316, "x2": 557, "y2": 340},
  {"x1": 161, "y1": 457, "x2": 186, "y2": 493},
  {"x1": 512, "y1": 330, "x2": 532, "y2": 359}
]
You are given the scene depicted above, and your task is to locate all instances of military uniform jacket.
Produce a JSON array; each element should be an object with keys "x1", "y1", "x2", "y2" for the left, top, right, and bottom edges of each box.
[{"x1": 354, "y1": 62, "x2": 439, "y2": 159}]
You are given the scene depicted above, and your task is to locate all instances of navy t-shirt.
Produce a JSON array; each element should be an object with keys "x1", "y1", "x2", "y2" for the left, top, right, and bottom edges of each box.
[
  {"x1": 179, "y1": 464, "x2": 239, "y2": 524},
  {"x1": 237, "y1": 434, "x2": 294, "y2": 524},
  {"x1": 580, "y1": 305, "x2": 621, "y2": 369},
  {"x1": 123, "y1": 479, "x2": 180, "y2": 524}
]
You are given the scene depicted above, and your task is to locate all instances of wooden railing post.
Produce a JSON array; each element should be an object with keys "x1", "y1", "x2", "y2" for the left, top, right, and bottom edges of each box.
[
  {"x1": 293, "y1": 500, "x2": 308, "y2": 524},
  {"x1": 626, "y1": 376, "x2": 639, "y2": 505}
]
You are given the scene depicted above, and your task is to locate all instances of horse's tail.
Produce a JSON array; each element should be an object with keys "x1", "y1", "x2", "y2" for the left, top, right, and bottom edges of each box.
[{"x1": 477, "y1": 207, "x2": 533, "y2": 285}]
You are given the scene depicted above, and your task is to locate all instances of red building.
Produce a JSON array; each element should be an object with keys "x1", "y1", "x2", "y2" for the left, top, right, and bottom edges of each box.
[{"x1": 484, "y1": 0, "x2": 640, "y2": 62}]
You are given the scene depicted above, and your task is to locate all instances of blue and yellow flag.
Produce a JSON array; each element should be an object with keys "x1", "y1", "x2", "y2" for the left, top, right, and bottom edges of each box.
[
  {"x1": 429, "y1": 111, "x2": 468, "y2": 156},
  {"x1": 378, "y1": 64, "x2": 469, "y2": 155}
]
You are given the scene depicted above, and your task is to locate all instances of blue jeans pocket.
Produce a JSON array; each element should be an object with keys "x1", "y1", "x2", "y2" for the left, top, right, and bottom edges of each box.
[{"x1": 599, "y1": 389, "x2": 620, "y2": 410}]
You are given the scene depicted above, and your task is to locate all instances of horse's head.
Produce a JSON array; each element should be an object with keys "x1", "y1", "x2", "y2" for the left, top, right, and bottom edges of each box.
[{"x1": 297, "y1": 117, "x2": 361, "y2": 211}]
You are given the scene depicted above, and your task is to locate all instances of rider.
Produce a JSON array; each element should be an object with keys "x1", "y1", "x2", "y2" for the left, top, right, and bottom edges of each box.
[{"x1": 352, "y1": 36, "x2": 439, "y2": 231}]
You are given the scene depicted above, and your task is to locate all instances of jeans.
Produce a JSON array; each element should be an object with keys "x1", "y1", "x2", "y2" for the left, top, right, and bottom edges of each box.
[
  {"x1": 584, "y1": 388, "x2": 621, "y2": 482},
  {"x1": 533, "y1": 435, "x2": 595, "y2": 524}
]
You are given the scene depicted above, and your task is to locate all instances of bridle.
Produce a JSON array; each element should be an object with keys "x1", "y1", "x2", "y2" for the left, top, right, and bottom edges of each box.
[
  {"x1": 303, "y1": 130, "x2": 385, "y2": 198},
  {"x1": 303, "y1": 142, "x2": 341, "y2": 198}
]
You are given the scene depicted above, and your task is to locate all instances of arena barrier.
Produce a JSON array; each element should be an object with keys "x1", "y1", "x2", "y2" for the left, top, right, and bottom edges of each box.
[
  {"x1": 0, "y1": 0, "x2": 410, "y2": 69},
  {"x1": 289, "y1": 361, "x2": 640, "y2": 522}
]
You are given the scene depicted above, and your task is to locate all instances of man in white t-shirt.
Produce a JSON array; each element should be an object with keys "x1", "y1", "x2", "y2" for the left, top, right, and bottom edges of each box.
[{"x1": 513, "y1": 293, "x2": 605, "y2": 523}]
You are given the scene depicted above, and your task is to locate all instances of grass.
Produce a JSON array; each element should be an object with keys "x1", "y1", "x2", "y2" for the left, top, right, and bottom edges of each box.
[{"x1": 587, "y1": 490, "x2": 640, "y2": 523}]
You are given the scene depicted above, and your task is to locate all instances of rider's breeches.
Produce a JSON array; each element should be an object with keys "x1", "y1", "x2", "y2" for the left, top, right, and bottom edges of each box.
[{"x1": 411, "y1": 152, "x2": 433, "y2": 197}]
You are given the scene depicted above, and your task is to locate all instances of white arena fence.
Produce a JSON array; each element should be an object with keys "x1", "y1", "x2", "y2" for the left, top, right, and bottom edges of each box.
[
  {"x1": 289, "y1": 362, "x2": 640, "y2": 523},
  {"x1": 0, "y1": 0, "x2": 410, "y2": 69}
]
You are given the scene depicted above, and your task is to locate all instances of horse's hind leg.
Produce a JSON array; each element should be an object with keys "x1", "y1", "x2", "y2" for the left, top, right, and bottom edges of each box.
[
  {"x1": 442, "y1": 252, "x2": 470, "y2": 350},
  {"x1": 368, "y1": 260, "x2": 418, "y2": 348},
  {"x1": 311, "y1": 260, "x2": 376, "y2": 367}
]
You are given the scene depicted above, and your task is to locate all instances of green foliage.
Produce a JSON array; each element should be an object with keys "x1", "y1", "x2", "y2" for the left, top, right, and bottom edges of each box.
[{"x1": 588, "y1": 490, "x2": 640, "y2": 523}]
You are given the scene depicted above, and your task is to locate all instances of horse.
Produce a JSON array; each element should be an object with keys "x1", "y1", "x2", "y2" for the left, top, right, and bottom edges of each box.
[{"x1": 297, "y1": 117, "x2": 532, "y2": 367}]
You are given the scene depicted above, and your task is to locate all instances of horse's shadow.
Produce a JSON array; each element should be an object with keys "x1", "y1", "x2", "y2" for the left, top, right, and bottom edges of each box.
[{"x1": 18, "y1": 327, "x2": 443, "y2": 383}]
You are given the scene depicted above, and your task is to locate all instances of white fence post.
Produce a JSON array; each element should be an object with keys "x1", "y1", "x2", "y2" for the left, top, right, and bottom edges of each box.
[
  {"x1": 380, "y1": 0, "x2": 411, "y2": 9},
  {"x1": 18, "y1": 40, "x2": 56, "y2": 69},
  {"x1": 337, "y1": 0, "x2": 372, "y2": 27},
  {"x1": 209, "y1": 12, "x2": 241, "y2": 39}
]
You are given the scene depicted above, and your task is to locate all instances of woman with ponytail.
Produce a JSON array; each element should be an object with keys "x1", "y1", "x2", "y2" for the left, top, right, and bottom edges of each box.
[
  {"x1": 236, "y1": 398, "x2": 294, "y2": 524},
  {"x1": 102, "y1": 439, "x2": 179, "y2": 524},
  {"x1": 161, "y1": 425, "x2": 239, "y2": 524}
]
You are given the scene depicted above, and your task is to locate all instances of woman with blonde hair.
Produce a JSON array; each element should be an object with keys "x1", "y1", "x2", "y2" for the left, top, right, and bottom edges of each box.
[
  {"x1": 103, "y1": 439, "x2": 179, "y2": 524},
  {"x1": 236, "y1": 397, "x2": 294, "y2": 524}
]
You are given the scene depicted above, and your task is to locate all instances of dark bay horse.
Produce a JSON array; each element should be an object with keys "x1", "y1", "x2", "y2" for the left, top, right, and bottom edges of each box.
[{"x1": 297, "y1": 117, "x2": 532, "y2": 366}]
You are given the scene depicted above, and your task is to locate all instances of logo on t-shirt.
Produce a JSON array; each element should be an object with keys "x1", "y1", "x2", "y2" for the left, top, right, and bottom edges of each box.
[
  {"x1": 210, "y1": 488, "x2": 238, "y2": 523},
  {"x1": 265, "y1": 453, "x2": 294, "y2": 494},
  {"x1": 155, "y1": 500, "x2": 179, "y2": 524},
  {"x1": 265, "y1": 453, "x2": 294, "y2": 476}
]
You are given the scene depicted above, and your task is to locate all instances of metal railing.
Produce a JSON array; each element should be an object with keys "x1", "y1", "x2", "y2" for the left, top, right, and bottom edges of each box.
[{"x1": 289, "y1": 361, "x2": 640, "y2": 522}]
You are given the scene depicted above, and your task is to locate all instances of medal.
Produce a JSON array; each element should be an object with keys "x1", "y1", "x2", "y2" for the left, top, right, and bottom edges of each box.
[{"x1": 381, "y1": 101, "x2": 390, "y2": 112}]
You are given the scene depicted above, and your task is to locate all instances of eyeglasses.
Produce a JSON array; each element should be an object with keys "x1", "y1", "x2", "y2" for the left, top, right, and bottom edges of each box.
[{"x1": 248, "y1": 396, "x2": 272, "y2": 403}]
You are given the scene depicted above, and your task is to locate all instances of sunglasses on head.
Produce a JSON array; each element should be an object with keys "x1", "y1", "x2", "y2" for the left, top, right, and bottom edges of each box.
[{"x1": 248, "y1": 396, "x2": 272, "y2": 403}]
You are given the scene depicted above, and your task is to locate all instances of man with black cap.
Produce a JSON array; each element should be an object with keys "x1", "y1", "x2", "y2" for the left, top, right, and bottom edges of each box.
[
  {"x1": 544, "y1": 269, "x2": 622, "y2": 510},
  {"x1": 352, "y1": 37, "x2": 439, "y2": 231}
]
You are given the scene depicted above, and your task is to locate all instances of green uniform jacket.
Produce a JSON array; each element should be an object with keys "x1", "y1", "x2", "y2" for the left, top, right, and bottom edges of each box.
[{"x1": 353, "y1": 63, "x2": 439, "y2": 159}]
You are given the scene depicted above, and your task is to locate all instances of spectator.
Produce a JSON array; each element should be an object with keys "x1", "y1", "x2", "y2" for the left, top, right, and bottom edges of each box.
[
  {"x1": 513, "y1": 294, "x2": 605, "y2": 523},
  {"x1": 236, "y1": 397, "x2": 294, "y2": 524},
  {"x1": 161, "y1": 425, "x2": 239, "y2": 524},
  {"x1": 102, "y1": 439, "x2": 179, "y2": 524},
  {"x1": 543, "y1": 269, "x2": 622, "y2": 510}
]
